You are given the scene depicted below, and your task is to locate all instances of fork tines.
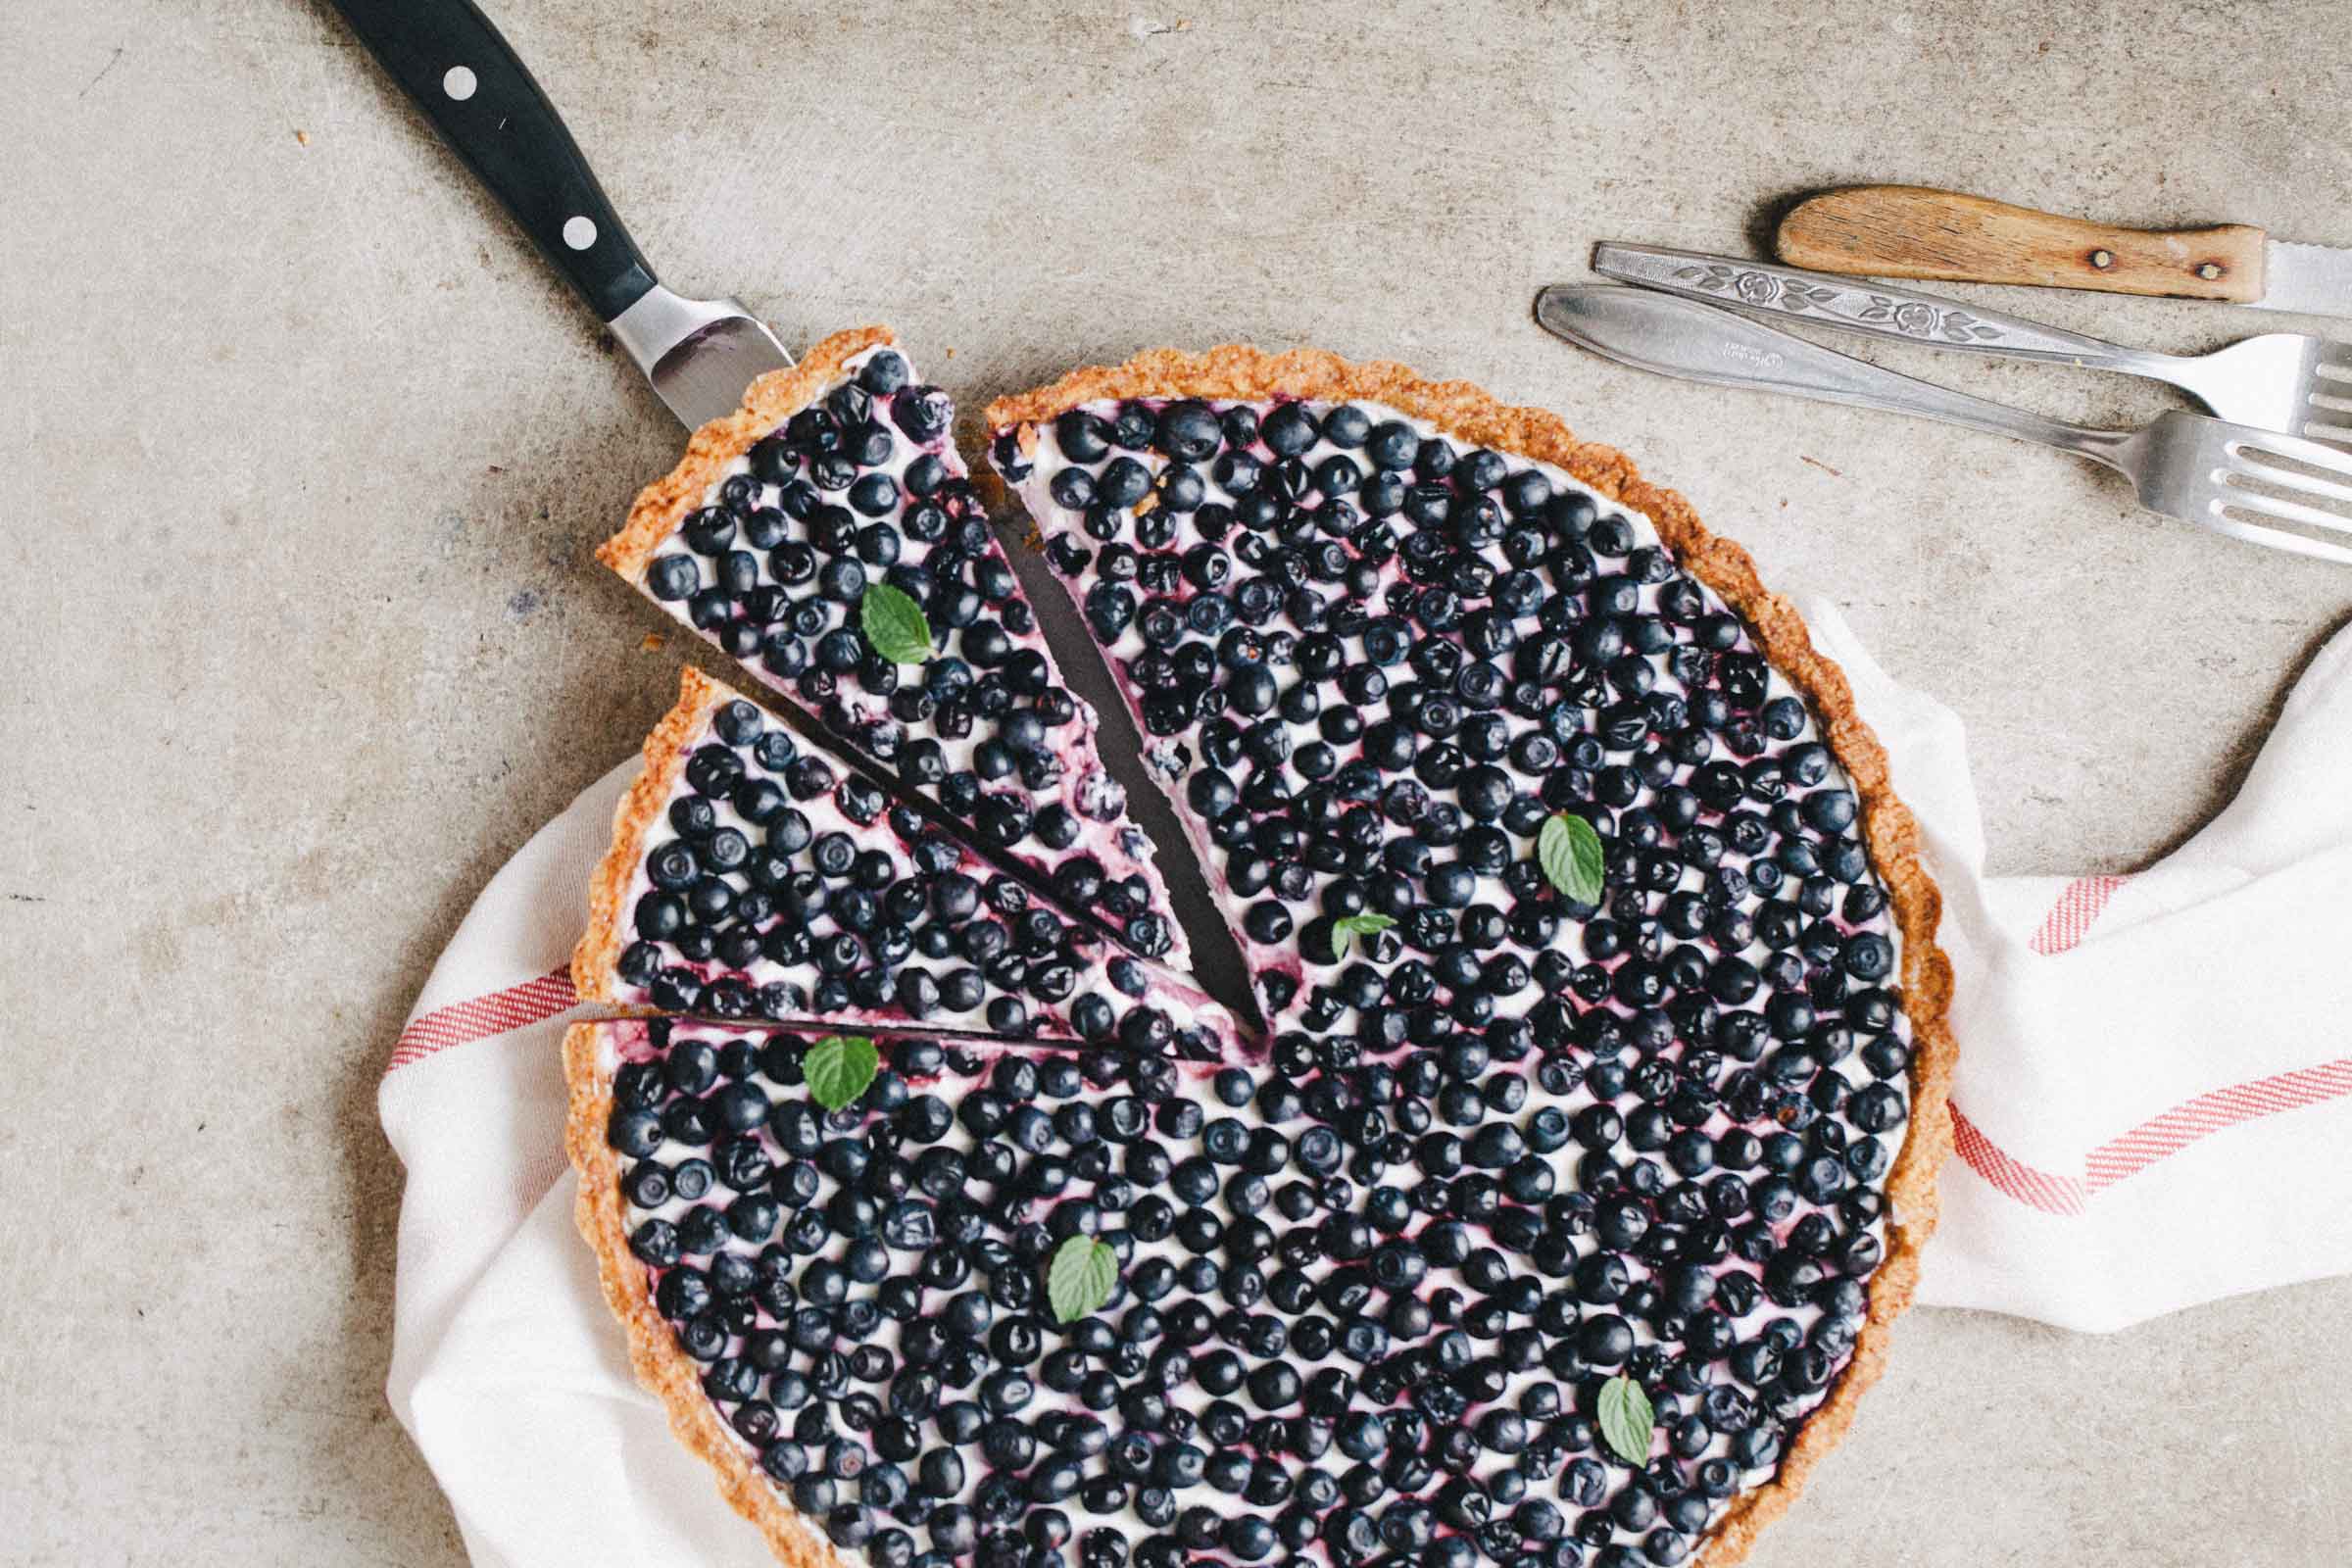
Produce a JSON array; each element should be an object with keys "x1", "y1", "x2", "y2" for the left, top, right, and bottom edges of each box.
[{"x1": 2208, "y1": 426, "x2": 2352, "y2": 564}]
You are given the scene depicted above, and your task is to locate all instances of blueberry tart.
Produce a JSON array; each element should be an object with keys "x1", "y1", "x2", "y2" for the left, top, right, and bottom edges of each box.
[
  {"x1": 600, "y1": 326, "x2": 1189, "y2": 965},
  {"x1": 573, "y1": 666, "x2": 1246, "y2": 1059},
  {"x1": 564, "y1": 347, "x2": 1957, "y2": 1568}
]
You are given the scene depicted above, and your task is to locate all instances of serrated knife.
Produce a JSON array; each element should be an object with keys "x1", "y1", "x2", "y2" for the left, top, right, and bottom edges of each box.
[
  {"x1": 1776, "y1": 184, "x2": 2352, "y2": 320},
  {"x1": 332, "y1": 0, "x2": 791, "y2": 427}
]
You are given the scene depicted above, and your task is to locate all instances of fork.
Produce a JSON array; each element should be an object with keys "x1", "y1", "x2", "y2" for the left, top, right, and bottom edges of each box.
[
  {"x1": 1531, "y1": 283, "x2": 2352, "y2": 566},
  {"x1": 1592, "y1": 243, "x2": 2352, "y2": 448}
]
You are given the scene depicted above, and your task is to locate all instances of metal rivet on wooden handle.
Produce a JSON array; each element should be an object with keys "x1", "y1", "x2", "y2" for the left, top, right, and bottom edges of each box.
[{"x1": 1775, "y1": 185, "x2": 2268, "y2": 303}]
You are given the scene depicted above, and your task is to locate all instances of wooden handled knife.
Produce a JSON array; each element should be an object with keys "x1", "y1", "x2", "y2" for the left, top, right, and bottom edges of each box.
[{"x1": 1776, "y1": 184, "x2": 2352, "y2": 319}]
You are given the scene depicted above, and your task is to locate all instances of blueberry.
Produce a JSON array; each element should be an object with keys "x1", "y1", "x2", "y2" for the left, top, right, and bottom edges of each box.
[
  {"x1": 1841, "y1": 930, "x2": 1895, "y2": 979},
  {"x1": 856, "y1": 350, "x2": 907, "y2": 394},
  {"x1": 1084, "y1": 583, "x2": 1135, "y2": 641},
  {"x1": 1153, "y1": 401, "x2": 1222, "y2": 463},
  {"x1": 814, "y1": 558, "x2": 867, "y2": 604},
  {"x1": 850, "y1": 473, "x2": 900, "y2": 516},
  {"x1": 647, "y1": 553, "x2": 701, "y2": 600},
  {"x1": 1295, "y1": 402, "x2": 1364, "y2": 452},
  {"x1": 892, "y1": 386, "x2": 952, "y2": 442},
  {"x1": 1262, "y1": 403, "x2": 1318, "y2": 456},
  {"x1": 1356, "y1": 419, "x2": 1420, "y2": 471},
  {"x1": 1055, "y1": 410, "x2": 1111, "y2": 462},
  {"x1": 1097, "y1": 457, "x2": 1152, "y2": 509},
  {"x1": 1848, "y1": 1083, "x2": 1907, "y2": 1132},
  {"x1": 1802, "y1": 788, "x2": 1858, "y2": 834}
]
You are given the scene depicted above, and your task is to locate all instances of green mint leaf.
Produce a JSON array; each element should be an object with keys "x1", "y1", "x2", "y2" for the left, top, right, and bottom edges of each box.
[
  {"x1": 1047, "y1": 1235, "x2": 1119, "y2": 1324},
  {"x1": 1596, "y1": 1373, "x2": 1655, "y2": 1465},
  {"x1": 803, "y1": 1034, "x2": 879, "y2": 1111},
  {"x1": 1328, "y1": 911, "x2": 1397, "y2": 961},
  {"x1": 1538, "y1": 812, "x2": 1605, "y2": 904},
  {"x1": 859, "y1": 583, "x2": 933, "y2": 664}
]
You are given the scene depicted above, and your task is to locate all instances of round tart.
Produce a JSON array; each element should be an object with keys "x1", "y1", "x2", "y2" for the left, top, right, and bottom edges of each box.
[{"x1": 565, "y1": 344, "x2": 1955, "y2": 1568}]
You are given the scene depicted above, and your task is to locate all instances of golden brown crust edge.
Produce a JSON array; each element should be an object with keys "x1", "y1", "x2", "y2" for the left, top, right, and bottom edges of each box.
[
  {"x1": 564, "y1": 1021, "x2": 846, "y2": 1568},
  {"x1": 599, "y1": 325, "x2": 898, "y2": 584},
  {"x1": 570, "y1": 665, "x2": 730, "y2": 1004},
  {"x1": 989, "y1": 346, "x2": 1958, "y2": 1568}
]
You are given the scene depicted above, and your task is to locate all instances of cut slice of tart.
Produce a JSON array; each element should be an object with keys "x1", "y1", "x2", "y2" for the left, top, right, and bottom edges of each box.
[
  {"x1": 976, "y1": 345, "x2": 1956, "y2": 1568},
  {"x1": 600, "y1": 326, "x2": 1189, "y2": 966},
  {"x1": 573, "y1": 666, "x2": 1248, "y2": 1061}
]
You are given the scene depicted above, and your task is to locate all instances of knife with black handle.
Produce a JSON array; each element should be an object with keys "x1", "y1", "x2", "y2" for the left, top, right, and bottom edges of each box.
[{"x1": 331, "y1": 0, "x2": 791, "y2": 426}]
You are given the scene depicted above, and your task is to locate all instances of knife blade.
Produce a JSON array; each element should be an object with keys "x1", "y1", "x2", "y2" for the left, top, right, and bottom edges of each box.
[
  {"x1": 332, "y1": 0, "x2": 790, "y2": 427},
  {"x1": 2259, "y1": 241, "x2": 2352, "y2": 319},
  {"x1": 607, "y1": 288, "x2": 798, "y2": 431},
  {"x1": 1776, "y1": 184, "x2": 2352, "y2": 321}
]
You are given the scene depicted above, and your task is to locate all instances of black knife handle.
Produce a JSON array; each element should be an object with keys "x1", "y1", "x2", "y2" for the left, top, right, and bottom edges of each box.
[{"x1": 331, "y1": 0, "x2": 656, "y2": 321}]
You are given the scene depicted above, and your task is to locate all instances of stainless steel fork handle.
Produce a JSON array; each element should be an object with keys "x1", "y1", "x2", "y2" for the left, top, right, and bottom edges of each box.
[
  {"x1": 1534, "y1": 284, "x2": 2134, "y2": 470},
  {"x1": 1591, "y1": 244, "x2": 2198, "y2": 380}
]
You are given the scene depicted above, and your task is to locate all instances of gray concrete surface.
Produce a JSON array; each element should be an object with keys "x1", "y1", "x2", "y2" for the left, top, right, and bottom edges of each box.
[{"x1": 4, "y1": 0, "x2": 2351, "y2": 1562}]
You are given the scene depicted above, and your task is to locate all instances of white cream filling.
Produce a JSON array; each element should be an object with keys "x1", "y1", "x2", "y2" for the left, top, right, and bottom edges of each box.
[
  {"x1": 1005, "y1": 400, "x2": 1907, "y2": 1038},
  {"x1": 990, "y1": 397, "x2": 1913, "y2": 1544}
]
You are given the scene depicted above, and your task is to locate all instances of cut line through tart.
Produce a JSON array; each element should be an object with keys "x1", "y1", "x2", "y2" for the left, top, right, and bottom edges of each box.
[{"x1": 573, "y1": 665, "x2": 1250, "y2": 1062}]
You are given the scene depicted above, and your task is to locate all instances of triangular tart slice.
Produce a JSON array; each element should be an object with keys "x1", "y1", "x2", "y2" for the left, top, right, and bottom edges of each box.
[
  {"x1": 600, "y1": 327, "x2": 1188, "y2": 966},
  {"x1": 573, "y1": 666, "x2": 1247, "y2": 1062}
]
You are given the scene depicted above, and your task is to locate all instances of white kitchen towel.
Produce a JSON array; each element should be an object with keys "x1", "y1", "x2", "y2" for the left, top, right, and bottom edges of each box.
[{"x1": 379, "y1": 604, "x2": 2352, "y2": 1567}]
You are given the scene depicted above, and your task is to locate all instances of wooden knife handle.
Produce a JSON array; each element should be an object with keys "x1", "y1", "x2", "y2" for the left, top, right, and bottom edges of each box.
[{"x1": 1776, "y1": 185, "x2": 2267, "y2": 303}]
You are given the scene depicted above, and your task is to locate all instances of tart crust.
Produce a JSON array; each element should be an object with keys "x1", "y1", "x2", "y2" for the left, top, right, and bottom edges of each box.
[
  {"x1": 564, "y1": 1021, "x2": 846, "y2": 1568},
  {"x1": 989, "y1": 345, "x2": 1958, "y2": 1568},
  {"x1": 598, "y1": 325, "x2": 896, "y2": 584},
  {"x1": 571, "y1": 665, "x2": 730, "y2": 1004}
]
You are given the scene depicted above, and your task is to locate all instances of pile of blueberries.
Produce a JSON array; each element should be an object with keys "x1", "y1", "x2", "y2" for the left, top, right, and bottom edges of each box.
[
  {"x1": 639, "y1": 349, "x2": 1171, "y2": 957},
  {"x1": 608, "y1": 1016, "x2": 1903, "y2": 1568}
]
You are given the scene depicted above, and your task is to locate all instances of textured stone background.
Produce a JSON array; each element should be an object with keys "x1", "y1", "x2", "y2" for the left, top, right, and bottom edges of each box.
[{"x1": 4, "y1": 0, "x2": 2350, "y2": 1563}]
